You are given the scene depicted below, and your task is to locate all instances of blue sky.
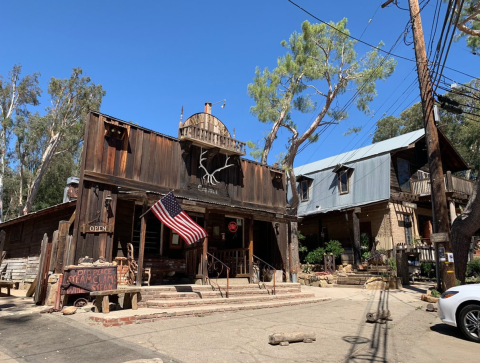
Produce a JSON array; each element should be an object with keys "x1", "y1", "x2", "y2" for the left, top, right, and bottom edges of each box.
[{"x1": 1, "y1": 0, "x2": 477, "y2": 167}]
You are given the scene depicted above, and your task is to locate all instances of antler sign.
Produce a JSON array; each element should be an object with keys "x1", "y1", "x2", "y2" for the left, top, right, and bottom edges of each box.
[{"x1": 199, "y1": 149, "x2": 234, "y2": 186}]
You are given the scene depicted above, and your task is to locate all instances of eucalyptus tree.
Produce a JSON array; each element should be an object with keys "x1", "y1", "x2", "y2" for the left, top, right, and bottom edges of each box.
[
  {"x1": 453, "y1": 0, "x2": 480, "y2": 55},
  {"x1": 248, "y1": 19, "x2": 396, "y2": 269},
  {"x1": 20, "y1": 68, "x2": 104, "y2": 215},
  {"x1": 0, "y1": 65, "x2": 41, "y2": 222}
]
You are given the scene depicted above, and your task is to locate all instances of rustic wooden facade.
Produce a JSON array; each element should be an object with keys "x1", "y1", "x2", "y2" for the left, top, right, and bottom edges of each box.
[{"x1": 68, "y1": 108, "x2": 291, "y2": 284}]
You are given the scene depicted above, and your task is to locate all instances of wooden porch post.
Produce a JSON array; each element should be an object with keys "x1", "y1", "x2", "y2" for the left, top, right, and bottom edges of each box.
[
  {"x1": 248, "y1": 217, "x2": 254, "y2": 282},
  {"x1": 202, "y1": 209, "x2": 209, "y2": 284},
  {"x1": 353, "y1": 208, "x2": 361, "y2": 268},
  {"x1": 136, "y1": 201, "x2": 148, "y2": 287}
]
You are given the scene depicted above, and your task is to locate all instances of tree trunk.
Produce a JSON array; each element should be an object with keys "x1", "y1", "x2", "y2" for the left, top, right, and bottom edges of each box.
[
  {"x1": 23, "y1": 133, "x2": 61, "y2": 215},
  {"x1": 0, "y1": 129, "x2": 6, "y2": 223},
  {"x1": 260, "y1": 102, "x2": 291, "y2": 165},
  {"x1": 290, "y1": 221, "x2": 300, "y2": 274},
  {"x1": 451, "y1": 176, "x2": 480, "y2": 283}
]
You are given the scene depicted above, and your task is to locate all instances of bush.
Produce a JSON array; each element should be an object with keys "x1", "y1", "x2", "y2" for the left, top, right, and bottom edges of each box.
[
  {"x1": 420, "y1": 261, "x2": 435, "y2": 278},
  {"x1": 467, "y1": 258, "x2": 480, "y2": 277},
  {"x1": 431, "y1": 289, "x2": 441, "y2": 298},
  {"x1": 325, "y1": 240, "x2": 344, "y2": 258},
  {"x1": 304, "y1": 247, "x2": 325, "y2": 264}
]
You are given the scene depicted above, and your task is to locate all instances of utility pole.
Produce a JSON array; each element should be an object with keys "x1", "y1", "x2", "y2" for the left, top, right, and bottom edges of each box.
[{"x1": 407, "y1": 0, "x2": 456, "y2": 290}]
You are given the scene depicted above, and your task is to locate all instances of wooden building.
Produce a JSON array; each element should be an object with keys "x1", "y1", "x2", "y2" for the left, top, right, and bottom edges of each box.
[
  {"x1": 0, "y1": 103, "x2": 295, "y2": 287},
  {"x1": 294, "y1": 129, "x2": 474, "y2": 266}
]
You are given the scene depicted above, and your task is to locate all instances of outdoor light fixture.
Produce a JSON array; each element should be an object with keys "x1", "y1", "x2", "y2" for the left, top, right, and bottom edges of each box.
[
  {"x1": 104, "y1": 195, "x2": 113, "y2": 209},
  {"x1": 212, "y1": 99, "x2": 226, "y2": 109}
]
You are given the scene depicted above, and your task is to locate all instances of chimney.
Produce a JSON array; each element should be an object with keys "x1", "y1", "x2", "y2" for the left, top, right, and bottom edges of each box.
[{"x1": 204, "y1": 102, "x2": 212, "y2": 114}]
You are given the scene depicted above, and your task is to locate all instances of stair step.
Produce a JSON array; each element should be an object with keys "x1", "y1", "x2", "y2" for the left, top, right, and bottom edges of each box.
[{"x1": 145, "y1": 292, "x2": 315, "y2": 309}]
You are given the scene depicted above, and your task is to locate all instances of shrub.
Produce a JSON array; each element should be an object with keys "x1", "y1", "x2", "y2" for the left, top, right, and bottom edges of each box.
[
  {"x1": 420, "y1": 261, "x2": 435, "y2": 278},
  {"x1": 325, "y1": 240, "x2": 344, "y2": 258},
  {"x1": 431, "y1": 289, "x2": 441, "y2": 298},
  {"x1": 466, "y1": 258, "x2": 480, "y2": 277},
  {"x1": 305, "y1": 247, "x2": 325, "y2": 264}
]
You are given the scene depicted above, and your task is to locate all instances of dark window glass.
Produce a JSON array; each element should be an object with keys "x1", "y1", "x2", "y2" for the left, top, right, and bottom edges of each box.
[
  {"x1": 339, "y1": 170, "x2": 349, "y2": 194},
  {"x1": 301, "y1": 180, "x2": 309, "y2": 201},
  {"x1": 405, "y1": 215, "x2": 412, "y2": 244}
]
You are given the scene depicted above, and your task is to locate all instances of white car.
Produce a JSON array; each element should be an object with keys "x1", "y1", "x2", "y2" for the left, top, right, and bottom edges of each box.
[{"x1": 438, "y1": 283, "x2": 480, "y2": 343}]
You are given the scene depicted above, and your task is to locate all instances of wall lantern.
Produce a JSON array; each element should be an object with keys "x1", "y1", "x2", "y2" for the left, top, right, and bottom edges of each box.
[{"x1": 105, "y1": 195, "x2": 113, "y2": 209}]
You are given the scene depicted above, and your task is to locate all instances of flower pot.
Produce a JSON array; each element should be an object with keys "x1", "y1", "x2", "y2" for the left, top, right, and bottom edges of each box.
[{"x1": 291, "y1": 273, "x2": 298, "y2": 283}]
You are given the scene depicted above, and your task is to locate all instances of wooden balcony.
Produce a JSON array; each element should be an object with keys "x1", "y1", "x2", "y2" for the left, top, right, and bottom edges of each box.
[
  {"x1": 179, "y1": 124, "x2": 246, "y2": 156},
  {"x1": 411, "y1": 173, "x2": 474, "y2": 197}
]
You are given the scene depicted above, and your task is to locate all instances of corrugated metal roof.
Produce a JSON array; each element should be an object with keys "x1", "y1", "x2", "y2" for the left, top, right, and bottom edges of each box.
[{"x1": 295, "y1": 129, "x2": 424, "y2": 175}]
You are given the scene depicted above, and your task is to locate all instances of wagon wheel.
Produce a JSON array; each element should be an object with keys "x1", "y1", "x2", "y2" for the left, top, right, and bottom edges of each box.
[{"x1": 73, "y1": 297, "x2": 89, "y2": 307}]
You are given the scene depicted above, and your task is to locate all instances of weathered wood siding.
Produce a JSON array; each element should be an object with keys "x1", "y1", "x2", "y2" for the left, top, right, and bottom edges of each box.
[{"x1": 73, "y1": 112, "x2": 286, "y2": 262}]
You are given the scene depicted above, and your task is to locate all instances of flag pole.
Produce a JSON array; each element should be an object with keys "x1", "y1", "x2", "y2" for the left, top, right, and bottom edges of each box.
[{"x1": 138, "y1": 190, "x2": 175, "y2": 219}]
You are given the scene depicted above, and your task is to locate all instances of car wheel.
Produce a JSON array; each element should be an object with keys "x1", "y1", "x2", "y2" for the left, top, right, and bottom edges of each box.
[{"x1": 459, "y1": 304, "x2": 480, "y2": 343}]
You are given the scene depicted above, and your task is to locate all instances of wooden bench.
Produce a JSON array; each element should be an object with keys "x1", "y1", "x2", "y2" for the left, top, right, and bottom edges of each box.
[
  {"x1": 0, "y1": 281, "x2": 17, "y2": 296},
  {"x1": 90, "y1": 288, "x2": 141, "y2": 314}
]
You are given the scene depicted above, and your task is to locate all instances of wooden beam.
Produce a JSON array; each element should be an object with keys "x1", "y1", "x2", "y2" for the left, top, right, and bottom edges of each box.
[
  {"x1": 248, "y1": 218, "x2": 254, "y2": 282},
  {"x1": 202, "y1": 209, "x2": 209, "y2": 284},
  {"x1": 56, "y1": 221, "x2": 70, "y2": 273},
  {"x1": 352, "y1": 211, "x2": 361, "y2": 268},
  {"x1": 136, "y1": 202, "x2": 148, "y2": 287}
]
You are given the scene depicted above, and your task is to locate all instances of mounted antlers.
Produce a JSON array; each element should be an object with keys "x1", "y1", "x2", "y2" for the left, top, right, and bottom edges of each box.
[{"x1": 199, "y1": 148, "x2": 234, "y2": 186}]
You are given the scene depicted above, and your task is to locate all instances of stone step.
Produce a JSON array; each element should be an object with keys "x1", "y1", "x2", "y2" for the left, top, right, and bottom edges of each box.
[
  {"x1": 336, "y1": 277, "x2": 369, "y2": 285},
  {"x1": 145, "y1": 292, "x2": 316, "y2": 309},
  {"x1": 139, "y1": 283, "x2": 301, "y2": 293},
  {"x1": 199, "y1": 288, "x2": 301, "y2": 298},
  {"x1": 92, "y1": 296, "x2": 332, "y2": 327}
]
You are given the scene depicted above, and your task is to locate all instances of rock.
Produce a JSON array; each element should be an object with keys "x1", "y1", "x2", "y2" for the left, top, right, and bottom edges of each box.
[
  {"x1": 426, "y1": 303, "x2": 437, "y2": 312},
  {"x1": 299, "y1": 279, "x2": 305, "y2": 285},
  {"x1": 337, "y1": 272, "x2": 347, "y2": 277},
  {"x1": 310, "y1": 281, "x2": 321, "y2": 287},
  {"x1": 62, "y1": 306, "x2": 77, "y2": 315},
  {"x1": 320, "y1": 280, "x2": 329, "y2": 288},
  {"x1": 344, "y1": 264, "x2": 353, "y2": 273}
]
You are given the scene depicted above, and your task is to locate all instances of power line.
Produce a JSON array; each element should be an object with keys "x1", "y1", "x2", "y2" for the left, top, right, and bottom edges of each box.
[{"x1": 286, "y1": 0, "x2": 417, "y2": 62}]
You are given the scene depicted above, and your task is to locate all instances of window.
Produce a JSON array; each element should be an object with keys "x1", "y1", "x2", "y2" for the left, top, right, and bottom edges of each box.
[
  {"x1": 397, "y1": 158, "x2": 411, "y2": 190},
  {"x1": 300, "y1": 180, "x2": 309, "y2": 201},
  {"x1": 404, "y1": 214, "x2": 413, "y2": 245},
  {"x1": 339, "y1": 170, "x2": 349, "y2": 194}
]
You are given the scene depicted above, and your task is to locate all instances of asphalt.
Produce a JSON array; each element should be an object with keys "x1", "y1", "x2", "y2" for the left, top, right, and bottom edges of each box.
[{"x1": 1, "y1": 284, "x2": 479, "y2": 363}]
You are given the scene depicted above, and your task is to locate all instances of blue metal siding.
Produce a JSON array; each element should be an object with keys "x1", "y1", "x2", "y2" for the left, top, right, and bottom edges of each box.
[{"x1": 297, "y1": 154, "x2": 391, "y2": 216}]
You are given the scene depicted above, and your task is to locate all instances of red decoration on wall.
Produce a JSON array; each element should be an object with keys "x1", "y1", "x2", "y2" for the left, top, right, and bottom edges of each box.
[{"x1": 228, "y1": 221, "x2": 238, "y2": 233}]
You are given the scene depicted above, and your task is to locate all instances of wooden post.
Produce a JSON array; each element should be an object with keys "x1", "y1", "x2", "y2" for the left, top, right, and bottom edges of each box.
[
  {"x1": 56, "y1": 221, "x2": 70, "y2": 273},
  {"x1": 0, "y1": 230, "x2": 5, "y2": 263},
  {"x1": 408, "y1": 0, "x2": 456, "y2": 290},
  {"x1": 249, "y1": 217, "x2": 254, "y2": 282},
  {"x1": 48, "y1": 230, "x2": 59, "y2": 273},
  {"x1": 136, "y1": 202, "x2": 148, "y2": 287},
  {"x1": 34, "y1": 234, "x2": 49, "y2": 305},
  {"x1": 202, "y1": 209, "x2": 209, "y2": 284},
  {"x1": 353, "y1": 209, "x2": 361, "y2": 268}
]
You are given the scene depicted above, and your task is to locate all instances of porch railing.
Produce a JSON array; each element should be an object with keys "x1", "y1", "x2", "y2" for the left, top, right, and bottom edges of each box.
[
  {"x1": 178, "y1": 124, "x2": 246, "y2": 155},
  {"x1": 210, "y1": 248, "x2": 250, "y2": 277},
  {"x1": 252, "y1": 254, "x2": 276, "y2": 296},
  {"x1": 411, "y1": 174, "x2": 474, "y2": 196},
  {"x1": 206, "y1": 252, "x2": 230, "y2": 298}
]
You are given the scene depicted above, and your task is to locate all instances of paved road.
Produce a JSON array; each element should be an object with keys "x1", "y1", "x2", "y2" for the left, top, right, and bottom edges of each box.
[
  {"x1": 0, "y1": 313, "x2": 178, "y2": 363},
  {"x1": 1, "y1": 285, "x2": 478, "y2": 362}
]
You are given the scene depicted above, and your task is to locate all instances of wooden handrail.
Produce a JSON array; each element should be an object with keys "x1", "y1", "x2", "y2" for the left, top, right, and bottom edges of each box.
[
  {"x1": 179, "y1": 125, "x2": 247, "y2": 155},
  {"x1": 252, "y1": 254, "x2": 276, "y2": 295}
]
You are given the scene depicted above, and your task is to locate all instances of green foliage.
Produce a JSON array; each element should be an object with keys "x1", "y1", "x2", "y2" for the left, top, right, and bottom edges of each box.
[
  {"x1": 387, "y1": 258, "x2": 397, "y2": 271},
  {"x1": 325, "y1": 240, "x2": 344, "y2": 258},
  {"x1": 246, "y1": 141, "x2": 263, "y2": 162},
  {"x1": 430, "y1": 289, "x2": 441, "y2": 298},
  {"x1": 420, "y1": 261, "x2": 435, "y2": 279},
  {"x1": 302, "y1": 263, "x2": 313, "y2": 273},
  {"x1": 466, "y1": 258, "x2": 480, "y2": 277},
  {"x1": 248, "y1": 18, "x2": 396, "y2": 166},
  {"x1": 362, "y1": 251, "x2": 371, "y2": 261},
  {"x1": 305, "y1": 247, "x2": 325, "y2": 264}
]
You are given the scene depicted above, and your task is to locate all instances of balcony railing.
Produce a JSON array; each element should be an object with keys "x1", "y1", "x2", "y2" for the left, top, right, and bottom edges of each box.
[
  {"x1": 411, "y1": 174, "x2": 474, "y2": 196},
  {"x1": 179, "y1": 125, "x2": 246, "y2": 156}
]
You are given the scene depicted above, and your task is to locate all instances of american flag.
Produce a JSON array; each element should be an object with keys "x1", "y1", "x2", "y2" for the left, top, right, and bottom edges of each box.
[{"x1": 151, "y1": 192, "x2": 207, "y2": 245}]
